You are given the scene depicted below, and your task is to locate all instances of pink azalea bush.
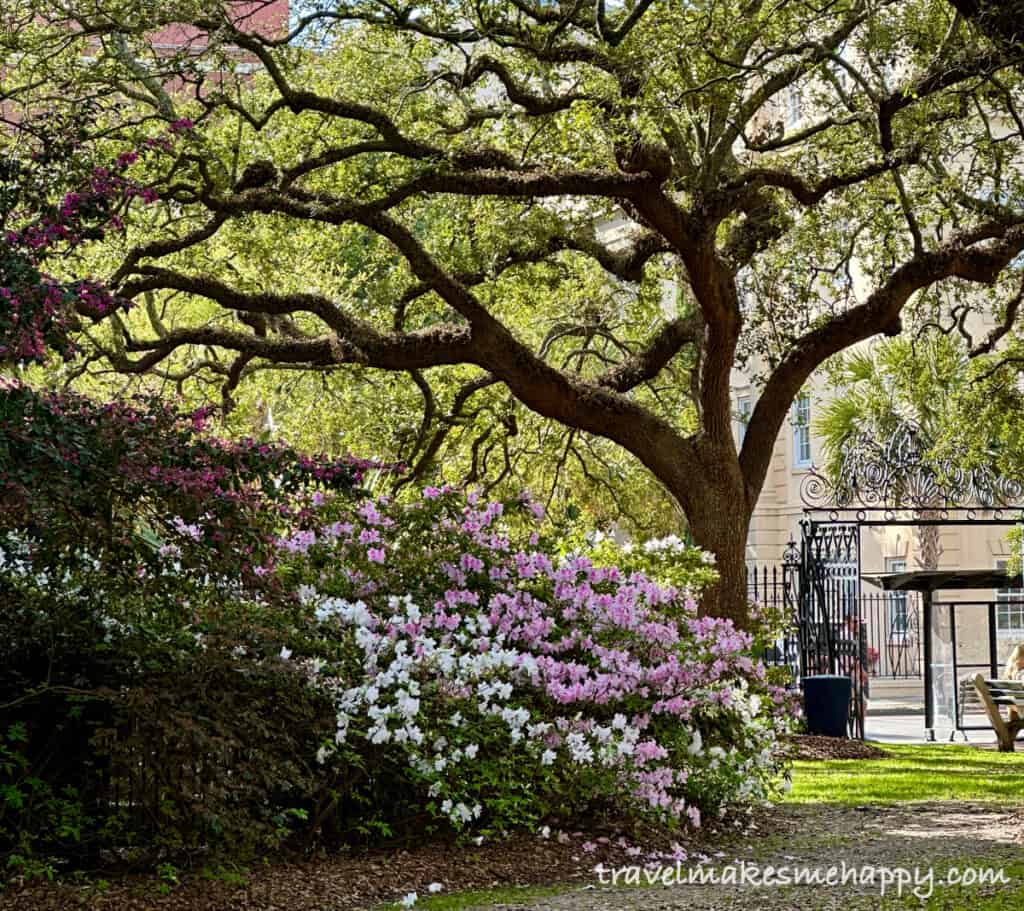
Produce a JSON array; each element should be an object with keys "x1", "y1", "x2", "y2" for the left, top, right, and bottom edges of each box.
[
  {"x1": 275, "y1": 487, "x2": 797, "y2": 836},
  {"x1": 0, "y1": 379, "x2": 386, "y2": 579}
]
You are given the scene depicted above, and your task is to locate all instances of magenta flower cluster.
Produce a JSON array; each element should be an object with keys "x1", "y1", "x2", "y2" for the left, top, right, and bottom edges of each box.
[
  {"x1": 0, "y1": 379, "x2": 397, "y2": 581},
  {"x1": 0, "y1": 120, "x2": 193, "y2": 363}
]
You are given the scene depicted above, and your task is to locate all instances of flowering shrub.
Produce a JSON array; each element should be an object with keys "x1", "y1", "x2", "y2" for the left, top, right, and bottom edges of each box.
[
  {"x1": 565, "y1": 528, "x2": 720, "y2": 601},
  {"x1": 0, "y1": 382, "x2": 794, "y2": 874},
  {"x1": 0, "y1": 111, "x2": 179, "y2": 363},
  {"x1": 0, "y1": 379, "x2": 384, "y2": 575},
  {"x1": 277, "y1": 488, "x2": 796, "y2": 838},
  {"x1": 0, "y1": 382, "x2": 390, "y2": 876}
]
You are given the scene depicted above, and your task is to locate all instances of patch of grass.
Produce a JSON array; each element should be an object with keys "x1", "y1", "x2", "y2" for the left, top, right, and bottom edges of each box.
[
  {"x1": 379, "y1": 883, "x2": 566, "y2": 910},
  {"x1": 199, "y1": 863, "x2": 251, "y2": 887},
  {"x1": 883, "y1": 860, "x2": 1024, "y2": 909},
  {"x1": 787, "y1": 742, "x2": 1024, "y2": 804}
]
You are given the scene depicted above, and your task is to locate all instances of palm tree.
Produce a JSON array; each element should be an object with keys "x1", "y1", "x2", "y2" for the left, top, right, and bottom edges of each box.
[{"x1": 815, "y1": 335, "x2": 972, "y2": 569}]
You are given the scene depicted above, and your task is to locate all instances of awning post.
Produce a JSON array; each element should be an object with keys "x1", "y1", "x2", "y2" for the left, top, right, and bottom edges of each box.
[{"x1": 924, "y1": 589, "x2": 934, "y2": 740}]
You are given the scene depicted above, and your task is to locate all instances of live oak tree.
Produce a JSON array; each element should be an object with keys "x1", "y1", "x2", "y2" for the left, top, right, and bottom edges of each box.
[
  {"x1": 947, "y1": 0, "x2": 1024, "y2": 62},
  {"x1": 5, "y1": 0, "x2": 1024, "y2": 624}
]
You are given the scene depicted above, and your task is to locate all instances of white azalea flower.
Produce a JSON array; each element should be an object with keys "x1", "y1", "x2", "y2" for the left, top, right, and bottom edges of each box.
[{"x1": 687, "y1": 729, "x2": 703, "y2": 756}]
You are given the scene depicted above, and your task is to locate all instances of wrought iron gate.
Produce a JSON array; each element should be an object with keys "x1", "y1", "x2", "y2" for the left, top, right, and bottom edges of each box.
[
  {"x1": 775, "y1": 422, "x2": 1024, "y2": 741},
  {"x1": 793, "y1": 519, "x2": 867, "y2": 739}
]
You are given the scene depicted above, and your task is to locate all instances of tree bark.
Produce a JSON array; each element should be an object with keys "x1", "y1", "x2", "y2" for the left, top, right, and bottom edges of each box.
[
  {"x1": 691, "y1": 513, "x2": 752, "y2": 628},
  {"x1": 667, "y1": 440, "x2": 754, "y2": 628},
  {"x1": 947, "y1": 1, "x2": 1024, "y2": 63}
]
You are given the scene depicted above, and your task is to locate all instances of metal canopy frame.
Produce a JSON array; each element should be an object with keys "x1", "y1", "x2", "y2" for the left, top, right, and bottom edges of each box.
[
  {"x1": 863, "y1": 569, "x2": 1024, "y2": 592},
  {"x1": 863, "y1": 570, "x2": 1024, "y2": 739}
]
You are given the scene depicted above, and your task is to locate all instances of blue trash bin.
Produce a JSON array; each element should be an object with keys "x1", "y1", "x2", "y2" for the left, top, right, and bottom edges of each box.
[{"x1": 803, "y1": 674, "x2": 851, "y2": 737}]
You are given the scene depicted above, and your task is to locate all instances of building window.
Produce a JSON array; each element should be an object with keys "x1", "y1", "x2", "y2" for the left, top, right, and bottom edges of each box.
[
  {"x1": 793, "y1": 393, "x2": 812, "y2": 467},
  {"x1": 832, "y1": 62, "x2": 849, "y2": 93},
  {"x1": 996, "y1": 560, "x2": 1024, "y2": 638},
  {"x1": 736, "y1": 396, "x2": 752, "y2": 446},
  {"x1": 879, "y1": 59, "x2": 898, "y2": 88},
  {"x1": 785, "y1": 87, "x2": 803, "y2": 129},
  {"x1": 832, "y1": 44, "x2": 851, "y2": 93},
  {"x1": 886, "y1": 558, "x2": 908, "y2": 636},
  {"x1": 736, "y1": 266, "x2": 754, "y2": 312}
]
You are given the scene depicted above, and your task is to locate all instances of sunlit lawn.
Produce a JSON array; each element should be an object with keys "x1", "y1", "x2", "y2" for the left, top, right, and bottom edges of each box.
[{"x1": 787, "y1": 742, "x2": 1024, "y2": 803}]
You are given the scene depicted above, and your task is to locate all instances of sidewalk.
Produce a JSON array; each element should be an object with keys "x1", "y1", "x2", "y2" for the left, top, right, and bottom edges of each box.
[
  {"x1": 866, "y1": 693, "x2": 923, "y2": 716},
  {"x1": 864, "y1": 711, "x2": 997, "y2": 745}
]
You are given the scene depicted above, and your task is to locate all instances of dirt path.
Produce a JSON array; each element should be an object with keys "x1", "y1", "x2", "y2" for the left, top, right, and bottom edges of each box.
[
  {"x1": 3, "y1": 802, "x2": 1021, "y2": 910},
  {"x1": 491, "y1": 803, "x2": 1024, "y2": 911}
]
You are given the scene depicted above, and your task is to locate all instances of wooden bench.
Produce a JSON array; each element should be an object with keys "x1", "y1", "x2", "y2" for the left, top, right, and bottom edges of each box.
[
  {"x1": 957, "y1": 676, "x2": 986, "y2": 729},
  {"x1": 972, "y1": 675, "x2": 1024, "y2": 751}
]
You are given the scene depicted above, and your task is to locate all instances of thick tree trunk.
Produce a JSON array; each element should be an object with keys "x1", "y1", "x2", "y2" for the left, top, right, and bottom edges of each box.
[
  {"x1": 687, "y1": 504, "x2": 752, "y2": 628},
  {"x1": 670, "y1": 443, "x2": 754, "y2": 629},
  {"x1": 916, "y1": 508, "x2": 943, "y2": 571}
]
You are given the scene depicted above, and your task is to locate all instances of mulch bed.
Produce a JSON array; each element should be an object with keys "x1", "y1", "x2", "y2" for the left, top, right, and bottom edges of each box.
[
  {"x1": 0, "y1": 739, "x2": 895, "y2": 909},
  {"x1": 781, "y1": 734, "x2": 887, "y2": 761},
  {"x1": 0, "y1": 820, "x2": 749, "y2": 911}
]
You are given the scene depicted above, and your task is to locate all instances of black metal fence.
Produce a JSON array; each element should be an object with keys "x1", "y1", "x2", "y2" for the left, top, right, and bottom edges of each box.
[
  {"x1": 747, "y1": 562, "x2": 791, "y2": 608},
  {"x1": 860, "y1": 589, "x2": 923, "y2": 679},
  {"x1": 747, "y1": 562, "x2": 801, "y2": 675},
  {"x1": 749, "y1": 563, "x2": 922, "y2": 680}
]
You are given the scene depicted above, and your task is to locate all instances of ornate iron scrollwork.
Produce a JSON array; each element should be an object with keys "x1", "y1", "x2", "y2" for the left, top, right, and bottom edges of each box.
[{"x1": 800, "y1": 424, "x2": 1024, "y2": 513}]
